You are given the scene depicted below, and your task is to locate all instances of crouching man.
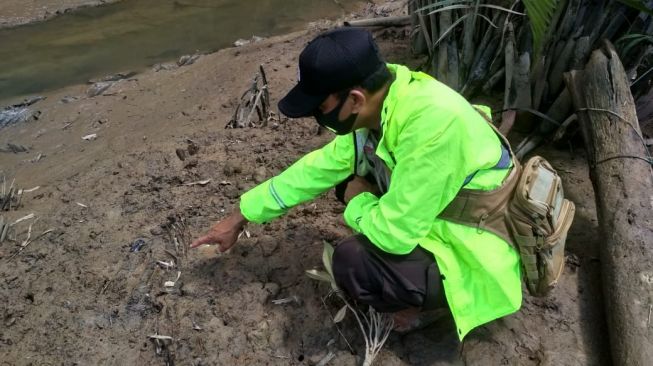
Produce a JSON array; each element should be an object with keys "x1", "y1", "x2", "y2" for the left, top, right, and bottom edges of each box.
[{"x1": 191, "y1": 28, "x2": 521, "y2": 337}]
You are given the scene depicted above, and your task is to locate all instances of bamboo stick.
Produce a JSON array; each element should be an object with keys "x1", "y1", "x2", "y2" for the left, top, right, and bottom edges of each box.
[
  {"x1": 503, "y1": 22, "x2": 515, "y2": 112},
  {"x1": 418, "y1": 0, "x2": 433, "y2": 56},
  {"x1": 570, "y1": 36, "x2": 591, "y2": 70},
  {"x1": 482, "y1": 66, "x2": 505, "y2": 93},
  {"x1": 461, "y1": 3, "x2": 477, "y2": 79},
  {"x1": 596, "y1": 5, "x2": 628, "y2": 43},
  {"x1": 548, "y1": 38, "x2": 576, "y2": 98},
  {"x1": 436, "y1": 9, "x2": 452, "y2": 80},
  {"x1": 448, "y1": 39, "x2": 460, "y2": 90},
  {"x1": 532, "y1": 0, "x2": 573, "y2": 110},
  {"x1": 539, "y1": 88, "x2": 572, "y2": 134},
  {"x1": 428, "y1": 0, "x2": 439, "y2": 59}
]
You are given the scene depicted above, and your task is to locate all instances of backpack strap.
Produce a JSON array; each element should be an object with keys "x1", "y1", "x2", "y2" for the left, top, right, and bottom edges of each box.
[
  {"x1": 461, "y1": 106, "x2": 514, "y2": 187},
  {"x1": 438, "y1": 164, "x2": 520, "y2": 247},
  {"x1": 462, "y1": 144, "x2": 511, "y2": 186},
  {"x1": 437, "y1": 107, "x2": 521, "y2": 247}
]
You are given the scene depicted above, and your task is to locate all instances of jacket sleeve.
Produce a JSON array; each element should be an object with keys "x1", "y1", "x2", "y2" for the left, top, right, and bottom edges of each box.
[
  {"x1": 239, "y1": 134, "x2": 355, "y2": 224},
  {"x1": 343, "y1": 103, "x2": 472, "y2": 255}
]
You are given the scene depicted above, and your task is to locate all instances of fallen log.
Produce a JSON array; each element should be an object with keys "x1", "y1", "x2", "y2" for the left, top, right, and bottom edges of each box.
[
  {"x1": 565, "y1": 41, "x2": 653, "y2": 366},
  {"x1": 343, "y1": 16, "x2": 410, "y2": 28}
]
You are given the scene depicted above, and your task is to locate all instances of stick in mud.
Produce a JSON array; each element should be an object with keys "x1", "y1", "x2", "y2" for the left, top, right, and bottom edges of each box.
[
  {"x1": 319, "y1": 296, "x2": 356, "y2": 355},
  {"x1": 0, "y1": 177, "x2": 26, "y2": 212},
  {"x1": 164, "y1": 214, "x2": 190, "y2": 262},
  {"x1": 227, "y1": 65, "x2": 271, "y2": 128},
  {"x1": 8, "y1": 226, "x2": 54, "y2": 260},
  {"x1": 0, "y1": 215, "x2": 7, "y2": 243}
]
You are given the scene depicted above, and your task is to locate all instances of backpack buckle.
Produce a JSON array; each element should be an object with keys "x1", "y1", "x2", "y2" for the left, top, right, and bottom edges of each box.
[{"x1": 477, "y1": 213, "x2": 489, "y2": 233}]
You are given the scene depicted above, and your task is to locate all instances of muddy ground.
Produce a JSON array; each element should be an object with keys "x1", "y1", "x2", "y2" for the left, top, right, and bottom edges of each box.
[
  {"x1": 0, "y1": 5, "x2": 613, "y2": 366},
  {"x1": 0, "y1": 0, "x2": 123, "y2": 29}
]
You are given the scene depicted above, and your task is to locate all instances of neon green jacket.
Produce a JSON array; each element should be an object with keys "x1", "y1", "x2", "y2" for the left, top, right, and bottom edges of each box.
[{"x1": 240, "y1": 64, "x2": 522, "y2": 339}]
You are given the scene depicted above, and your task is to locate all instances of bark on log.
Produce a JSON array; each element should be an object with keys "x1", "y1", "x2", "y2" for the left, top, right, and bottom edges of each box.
[{"x1": 565, "y1": 41, "x2": 653, "y2": 366}]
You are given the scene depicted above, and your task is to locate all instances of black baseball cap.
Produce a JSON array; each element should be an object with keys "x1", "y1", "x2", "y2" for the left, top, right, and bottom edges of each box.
[{"x1": 278, "y1": 27, "x2": 385, "y2": 118}]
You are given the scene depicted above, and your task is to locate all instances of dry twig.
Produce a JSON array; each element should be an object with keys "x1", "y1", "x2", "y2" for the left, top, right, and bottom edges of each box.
[{"x1": 309, "y1": 241, "x2": 394, "y2": 365}]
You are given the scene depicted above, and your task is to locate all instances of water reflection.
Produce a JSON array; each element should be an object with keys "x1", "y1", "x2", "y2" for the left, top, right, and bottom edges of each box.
[{"x1": 0, "y1": 0, "x2": 361, "y2": 102}]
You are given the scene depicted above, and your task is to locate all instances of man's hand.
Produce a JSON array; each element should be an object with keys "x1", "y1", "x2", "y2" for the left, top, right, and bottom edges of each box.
[
  {"x1": 190, "y1": 209, "x2": 248, "y2": 253},
  {"x1": 344, "y1": 176, "x2": 379, "y2": 204}
]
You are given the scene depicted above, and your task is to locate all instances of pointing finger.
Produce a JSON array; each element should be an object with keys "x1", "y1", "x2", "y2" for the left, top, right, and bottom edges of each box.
[{"x1": 190, "y1": 235, "x2": 215, "y2": 249}]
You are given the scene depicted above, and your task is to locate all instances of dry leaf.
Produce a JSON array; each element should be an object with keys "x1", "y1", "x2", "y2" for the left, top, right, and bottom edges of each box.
[
  {"x1": 22, "y1": 186, "x2": 40, "y2": 193},
  {"x1": 333, "y1": 305, "x2": 348, "y2": 323},
  {"x1": 183, "y1": 179, "x2": 211, "y2": 186},
  {"x1": 305, "y1": 269, "x2": 332, "y2": 283},
  {"x1": 148, "y1": 334, "x2": 173, "y2": 340},
  {"x1": 164, "y1": 271, "x2": 182, "y2": 287}
]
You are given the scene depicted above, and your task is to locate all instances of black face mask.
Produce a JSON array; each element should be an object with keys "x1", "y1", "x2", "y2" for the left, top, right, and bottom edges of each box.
[{"x1": 314, "y1": 92, "x2": 358, "y2": 135}]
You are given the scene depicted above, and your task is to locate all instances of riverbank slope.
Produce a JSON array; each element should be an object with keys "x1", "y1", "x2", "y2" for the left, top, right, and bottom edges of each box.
[{"x1": 0, "y1": 1, "x2": 609, "y2": 365}]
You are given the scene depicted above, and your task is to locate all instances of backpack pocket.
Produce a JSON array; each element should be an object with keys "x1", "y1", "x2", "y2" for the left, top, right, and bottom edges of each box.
[
  {"x1": 536, "y1": 199, "x2": 575, "y2": 295},
  {"x1": 509, "y1": 156, "x2": 576, "y2": 296}
]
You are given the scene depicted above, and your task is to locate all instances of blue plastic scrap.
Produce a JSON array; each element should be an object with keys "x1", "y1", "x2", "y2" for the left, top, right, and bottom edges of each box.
[{"x1": 130, "y1": 238, "x2": 147, "y2": 252}]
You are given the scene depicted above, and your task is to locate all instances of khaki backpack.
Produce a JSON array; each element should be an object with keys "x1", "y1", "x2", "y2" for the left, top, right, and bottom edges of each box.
[{"x1": 439, "y1": 111, "x2": 576, "y2": 297}]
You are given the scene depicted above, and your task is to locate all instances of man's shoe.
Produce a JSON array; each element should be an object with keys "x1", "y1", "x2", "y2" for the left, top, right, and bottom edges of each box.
[{"x1": 392, "y1": 307, "x2": 449, "y2": 333}]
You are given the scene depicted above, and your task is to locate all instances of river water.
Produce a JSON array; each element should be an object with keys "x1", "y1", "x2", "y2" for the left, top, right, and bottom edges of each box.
[{"x1": 0, "y1": 0, "x2": 362, "y2": 102}]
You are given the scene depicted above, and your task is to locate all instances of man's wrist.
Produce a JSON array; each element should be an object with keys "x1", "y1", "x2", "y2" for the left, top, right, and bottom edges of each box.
[{"x1": 230, "y1": 206, "x2": 249, "y2": 228}]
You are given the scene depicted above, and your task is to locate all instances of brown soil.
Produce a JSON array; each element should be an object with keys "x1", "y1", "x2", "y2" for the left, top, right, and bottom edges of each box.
[
  {"x1": 0, "y1": 0, "x2": 123, "y2": 29},
  {"x1": 0, "y1": 7, "x2": 611, "y2": 366}
]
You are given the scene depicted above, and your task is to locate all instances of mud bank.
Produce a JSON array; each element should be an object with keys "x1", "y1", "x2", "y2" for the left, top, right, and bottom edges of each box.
[{"x1": 0, "y1": 2, "x2": 610, "y2": 365}]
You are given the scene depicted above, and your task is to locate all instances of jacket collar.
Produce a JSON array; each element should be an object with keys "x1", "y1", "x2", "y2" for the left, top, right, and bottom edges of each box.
[
  {"x1": 381, "y1": 63, "x2": 411, "y2": 128},
  {"x1": 372, "y1": 63, "x2": 411, "y2": 169}
]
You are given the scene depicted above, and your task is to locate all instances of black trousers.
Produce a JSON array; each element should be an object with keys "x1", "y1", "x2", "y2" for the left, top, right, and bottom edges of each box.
[{"x1": 332, "y1": 234, "x2": 448, "y2": 313}]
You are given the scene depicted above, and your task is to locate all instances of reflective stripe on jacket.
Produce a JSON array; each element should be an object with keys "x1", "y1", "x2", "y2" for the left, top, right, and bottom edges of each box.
[{"x1": 239, "y1": 64, "x2": 522, "y2": 339}]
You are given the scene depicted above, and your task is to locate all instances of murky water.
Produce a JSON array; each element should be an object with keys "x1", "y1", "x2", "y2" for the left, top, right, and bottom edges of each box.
[{"x1": 0, "y1": 0, "x2": 361, "y2": 102}]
